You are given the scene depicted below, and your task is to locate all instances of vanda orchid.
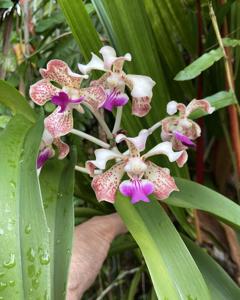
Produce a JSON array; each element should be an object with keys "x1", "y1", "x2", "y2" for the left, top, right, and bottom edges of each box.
[
  {"x1": 160, "y1": 99, "x2": 215, "y2": 167},
  {"x1": 78, "y1": 46, "x2": 156, "y2": 116},
  {"x1": 86, "y1": 130, "x2": 183, "y2": 204},
  {"x1": 29, "y1": 59, "x2": 106, "y2": 138}
]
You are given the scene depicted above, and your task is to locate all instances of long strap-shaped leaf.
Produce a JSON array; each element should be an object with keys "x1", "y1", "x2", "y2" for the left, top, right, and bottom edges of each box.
[
  {"x1": 166, "y1": 178, "x2": 240, "y2": 228},
  {"x1": 0, "y1": 115, "x2": 51, "y2": 299},
  {"x1": 40, "y1": 155, "x2": 76, "y2": 300},
  {"x1": 115, "y1": 194, "x2": 210, "y2": 300},
  {"x1": 92, "y1": 0, "x2": 170, "y2": 128},
  {"x1": 0, "y1": 80, "x2": 36, "y2": 122},
  {"x1": 184, "y1": 236, "x2": 240, "y2": 300},
  {"x1": 58, "y1": 0, "x2": 102, "y2": 61}
]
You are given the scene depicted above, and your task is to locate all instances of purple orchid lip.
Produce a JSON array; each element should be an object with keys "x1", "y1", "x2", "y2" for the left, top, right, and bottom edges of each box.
[
  {"x1": 119, "y1": 179, "x2": 154, "y2": 204},
  {"x1": 51, "y1": 91, "x2": 84, "y2": 113},
  {"x1": 173, "y1": 131, "x2": 196, "y2": 148},
  {"x1": 102, "y1": 89, "x2": 128, "y2": 111},
  {"x1": 37, "y1": 148, "x2": 52, "y2": 169}
]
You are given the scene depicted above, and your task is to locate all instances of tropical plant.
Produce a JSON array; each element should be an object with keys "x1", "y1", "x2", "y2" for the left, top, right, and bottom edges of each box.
[{"x1": 0, "y1": 0, "x2": 240, "y2": 299}]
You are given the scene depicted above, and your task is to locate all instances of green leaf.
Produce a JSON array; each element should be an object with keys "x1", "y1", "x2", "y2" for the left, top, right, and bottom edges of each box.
[
  {"x1": 36, "y1": 11, "x2": 65, "y2": 33},
  {"x1": 0, "y1": 115, "x2": 11, "y2": 129},
  {"x1": 58, "y1": 0, "x2": 102, "y2": 61},
  {"x1": 223, "y1": 37, "x2": 240, "y2": 47},
  {"x1": 0, "y1": 115, "x2": 51, "y2": 299},
  {"x1": 93, "y1": 0, "x2": 171, "y2": 134},
  {"x1": 127, "y1": 266, "x2": 144, "y2": 300},
  {"x1": 115, "y1": 194, "x2": 210, "y2": 300},
  {"x1": 0, "y1": 0, "x2": 12, "y2": 9},
  {"x1": 174, "y1": 48, "x2": 224, "y2": 81},
  {"x1": 0, "y1": 80, "x2": 36, "y2": 122},
  {"x1": 189, "y1": 91, "x2": 237, "y2": 120},
  {"x1": 40, "y1": 154, "x2": 76, "y2": 300},
  {"x1": 166, "y1": 178, "x2": 240, "y2": 228},
  {"x1": 184, "y1": 237, "x2": 240, "y2": 300}
]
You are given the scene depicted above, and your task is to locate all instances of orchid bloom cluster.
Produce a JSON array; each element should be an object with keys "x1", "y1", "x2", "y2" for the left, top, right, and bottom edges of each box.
[{"x1": 29, "y1": 45, "x2": 215, "y2": 204}]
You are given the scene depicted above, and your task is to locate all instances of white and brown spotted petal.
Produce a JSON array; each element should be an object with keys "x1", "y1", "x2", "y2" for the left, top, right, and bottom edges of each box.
[
  {"x1": 80, "y1": 86, "x2": 106, "y2": 112},
  {"x1": 44, "y1": 108, "x2": 73, "y2": 138},
  {"x1": 91, "y1": 162, "x2": 126, "y2": 203},
  {"x1": 144, "y1": 161, "x2": 178, "y2": 200},
  {"x1": 40, "y1": 59, "x2": 87, "y2": 89},
  {"x1": 29, "y1": 79, "x2": 60, "y2": 106}
]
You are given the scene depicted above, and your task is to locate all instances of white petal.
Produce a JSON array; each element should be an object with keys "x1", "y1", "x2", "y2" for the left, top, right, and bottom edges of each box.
[
  {"x1": 88, "y1": 148, "x2": 122, "y2": 170},
  {"x1": 42, "y1": 128, "x2": 54, "y2": 145},
  {"x1": 78, "y1": 53, "x2": 105, "y2": 74},
  {"x1": 116, "y1": 129, "x2": 149, "y2": 153},
  {"x1": 167, "y1": 101, "x2": 178, "y2": 115},
  {"x1": 100, "y1": 46, "x2": 131, "y2": 70},
  {"x1": 126, "y1": 75, "x2": 155, "y2": 98},
  {"x1": 143, "y1": 141, "x2": 183, "y2": 162}
]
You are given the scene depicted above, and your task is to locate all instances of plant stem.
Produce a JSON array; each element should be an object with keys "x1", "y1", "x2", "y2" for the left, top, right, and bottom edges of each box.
[
  {"x1": 148, "y1": 121, "x2": 161, "y2": 135},
  {"x1": 75, "y1": 165, "x2": 102, "y2": 175},
  {"x1": 92, "y1": 110, "x2": 113, "y2": 140},
  {"x1": 209, "y1": 1, "x2": 240, "y2": 178},
  {"x1": 75, "y1": 165, "x2": 89, "y2": 174},
  {"x1": 112, "y1": 106, "x2": 123, "y2": 134},
  {"x1": 71, "y1": 128, "x2": 110, "y2": 149}
]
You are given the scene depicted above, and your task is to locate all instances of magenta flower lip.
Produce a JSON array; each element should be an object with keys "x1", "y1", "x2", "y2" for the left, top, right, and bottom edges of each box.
[
  {"x1": 119, "y1": 179, "x2": 154, "y2": 204},
  {"x1": 173, "y1": 131, "x2": 196, "y2": 148},
  {"x1": 101, "y1": 89, "x2": 128, "y2": 111},
  {"x1": 51, "y1": 91, "x2": 84, "y2": 113},
  {"x1": 37, "y1": 148, "x2": 52, "y2": 169}
]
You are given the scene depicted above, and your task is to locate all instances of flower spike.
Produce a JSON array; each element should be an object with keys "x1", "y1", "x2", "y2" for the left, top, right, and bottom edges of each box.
[
  {"x1": 78, "y1": 45, "x2": 155, "y2": 116},
  {"x1": 87, "y1": 130, "x2": 182, "y2": 204},
  {"x1": 161, "y1": 98, "x2": 215, "y2": 167}
]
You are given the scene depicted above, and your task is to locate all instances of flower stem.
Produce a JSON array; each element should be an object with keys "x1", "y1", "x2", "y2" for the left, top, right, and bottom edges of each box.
[
  {"x1": 75, "y1": 165, "x2": 102, "y2": 175},
  {"x1": 148, "y1": 121, "x2": 162, "y2": 135},
  {"x1": 75, "y1": 165, "x2": 89, "y2": 174},
  {"x1": 112, "y1": 106, "x2": 123, "y2": 134},
  {"x1": 209, "y1": 1, "x2": 240, "y2": 178},
  {"x1": 92, "y1": 110, "x2": 113, "y2": 140},
  {"x1": 71, "y1": 129, "x2": 110, "y2": 149}
]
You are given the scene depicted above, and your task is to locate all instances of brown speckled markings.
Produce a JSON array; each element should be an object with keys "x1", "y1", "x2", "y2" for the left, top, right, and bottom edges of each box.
[
  {"x1": 132, "y1": 96, "x2": 151, "y2": 117},
  {"x1": 112, "y1": 57, "x2": 126, "y2": 73},
  {"x1": 144, "y1": 161, "x2": 178, "y2": 200},
  {"x1": 91, "y1": 162, "x2": 126, "y2": 203},
  {"x1": 90, "y1": 72, "x2": 111, "y2": 89},
  {"x1": 44, "y1": 108, "x2": 73, "y2": 138},
  {"x1": 29, "y1": 79, "x2": 60, "y2": 105},
  {"x1": 80, "y1": 86, "x2": 106, "y2": 112},
  {"x1": 40, "y1": 59, "x2": 85, "y2": 89},
  {"x1": 53, "y1": 138, "x2": 70, "y2": 159},
  {"x1": 186, "y1": 99, "x2": 214, "y2": 116}
]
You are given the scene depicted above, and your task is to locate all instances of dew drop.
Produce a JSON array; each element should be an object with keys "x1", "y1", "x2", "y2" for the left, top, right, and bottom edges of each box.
[
  {"x1": 10, "y1": 181, "x2": 16, "y2": 189},
  {"x1": 3, "y1": 253, "x2": 16, "y2": 269},
  {"x1": 0, "y1": 228, "x2": 4, "y2": 236},
  {"x1": 27, "y1": 248, "x2": 35, "y2": 263},
  {"x1": 27, "y1": 264, "x2": 35, "y2": 278},
  {"x1": 0, "y1": 281, "x2": 7, "y2": 291},
  {"x1": 25, "y1": 224, "x2": 32, "y2": 234},
  {"x1": 8, "y1": 280, "x2": 15, "y2": 287},
  {"x1": 56, "y1": 239, "x2": 60, "y2": 244},
  {"x1": 39, "y1": 251, "x2": 50, "y2": 265},
  {"x1": 32, "y1": 278, "x2": 39, "y2": 289}
]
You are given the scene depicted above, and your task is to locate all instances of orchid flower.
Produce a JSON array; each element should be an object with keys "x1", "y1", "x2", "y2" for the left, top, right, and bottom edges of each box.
[
  {"x1": 78, "y1": 46, "x2": 156, "y2": 117},
  {"x1": 30, "y1": 59, "x2": 106, "y2": 138},
  {"x1": 161, "y1": 99, "x2": 215, "y2": 167},
  {"x1": 86, "y1": 130, "x2": 182, "y2": 204},
  {"x1": 37, "y1": 128, "x2": 69, "y2": 169}
]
